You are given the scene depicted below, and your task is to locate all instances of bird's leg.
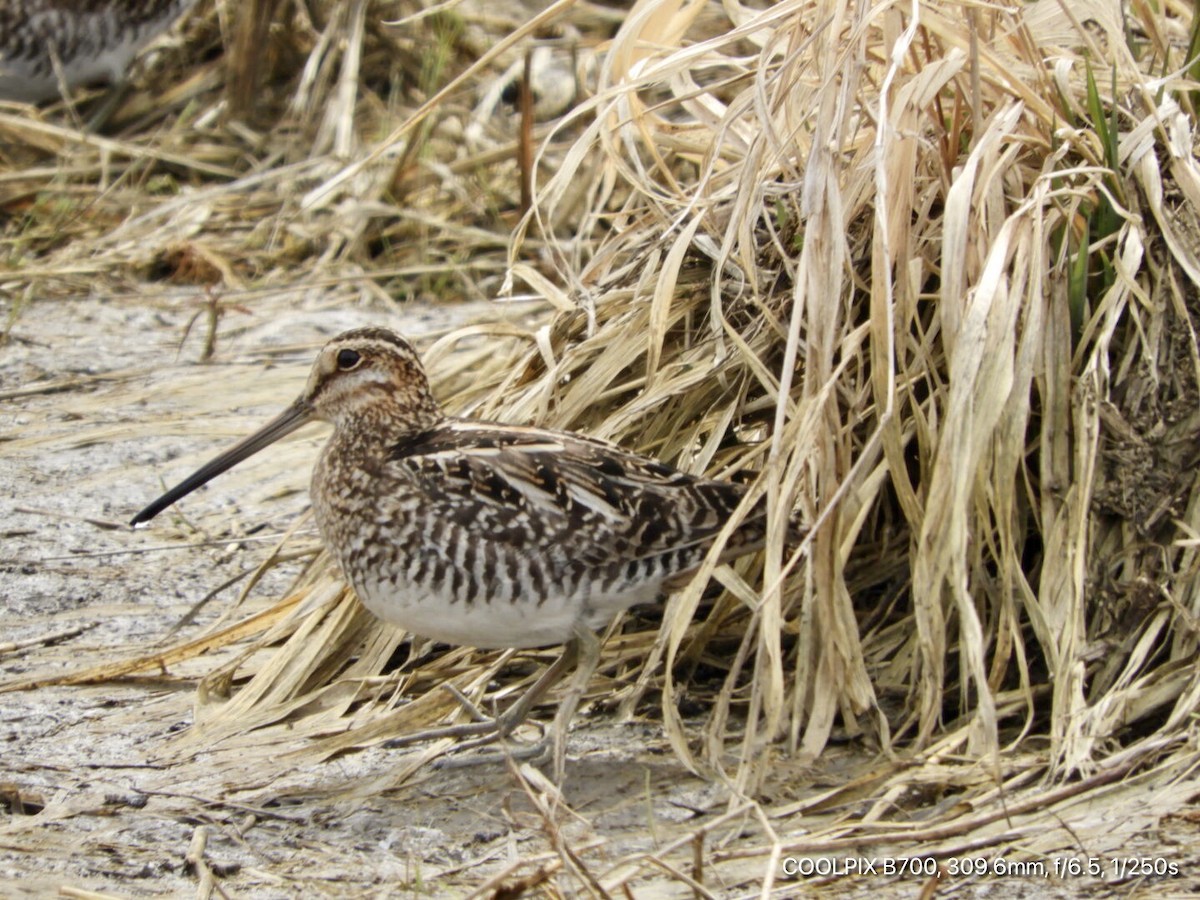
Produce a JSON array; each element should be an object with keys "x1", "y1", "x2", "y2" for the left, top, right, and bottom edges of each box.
[
  {"x1": 492, "y1": 636, "x2": 580, "y2": 739},
  {"x1": 385, "y1": 628, "x2": 602, "y2": 779},
  {"x1": 432, "y1": 637, "x2": 581, "y2": 765},
  {"x1": 548, "y1": 625, "x2": 599, "y2": 782},
  {"x1": 436, "y1": 626, "x2": 601, "y2": 780},
  {"x1": 439, "y1": 682, "x2": 491, "y2": 723},
  {"x1": 383, "y1": 640, "x2": 578, "y2": 752}
]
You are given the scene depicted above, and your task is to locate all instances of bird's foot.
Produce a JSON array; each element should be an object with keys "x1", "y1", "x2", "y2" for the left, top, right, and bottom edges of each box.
[
  {"x1": 432, "y1": 734, "x2": 552, "y2": 770},
  {"x1": 380, "y1": 682, "x2": 524, "y2": 749},
  {"x1": 382, "y1": 691, "x2": 558, "y2": 773}
]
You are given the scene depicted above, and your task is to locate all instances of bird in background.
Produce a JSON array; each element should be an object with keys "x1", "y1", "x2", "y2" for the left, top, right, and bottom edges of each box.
[
  {"x1": 132, "y1": 327, "x2": 781, "y2": 778},
  {"x1": 0, "y1": 0, "x2": 199, "y2": 104}
]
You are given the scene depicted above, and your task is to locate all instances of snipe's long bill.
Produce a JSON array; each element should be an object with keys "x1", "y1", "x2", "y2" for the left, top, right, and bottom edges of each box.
[
  {"x1": 130, "y1": 400, "x2": 312, "y2": 526},
  {"x1": 132, "y1": 326, "x2": 773, "y2": 775}
]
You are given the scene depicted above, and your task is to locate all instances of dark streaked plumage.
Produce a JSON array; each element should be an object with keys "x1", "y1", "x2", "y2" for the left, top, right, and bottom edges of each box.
[
  {"x1": 0, "y1": 0, "x2": 198, "y2": 103},
  {"x1": 131, "y1": 326, "x2": 774, "y2": 771}
]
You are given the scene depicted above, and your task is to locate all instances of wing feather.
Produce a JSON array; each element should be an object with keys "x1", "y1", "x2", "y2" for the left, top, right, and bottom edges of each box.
[{"x1": 386, "y1": 419, "x2": 755, "y2": 569}]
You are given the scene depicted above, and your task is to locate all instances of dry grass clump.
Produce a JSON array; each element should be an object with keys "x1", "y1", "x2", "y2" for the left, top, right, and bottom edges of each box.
[
  {"x1": 373, "y1": 0, "x2": 1200, "y2": 797},
  {"x1": 7, "y1": 0, "x2": 1200, "y2": 887}
]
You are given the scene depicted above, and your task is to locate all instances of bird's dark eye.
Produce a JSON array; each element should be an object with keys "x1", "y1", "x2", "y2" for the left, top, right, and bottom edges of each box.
[{"x1": 336, "y1": 348, "x2": 362, "y2": 370}]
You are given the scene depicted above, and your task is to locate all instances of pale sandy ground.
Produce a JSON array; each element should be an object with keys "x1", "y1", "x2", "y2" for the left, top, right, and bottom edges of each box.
[{"x1": 3, "y1": 294, "x2": 1197, "y2": 897}]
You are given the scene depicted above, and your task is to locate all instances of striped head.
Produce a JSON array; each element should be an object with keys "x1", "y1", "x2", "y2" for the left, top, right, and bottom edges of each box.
[
  {"x1": 302, "y1": 327, "x2": 441, "y2": 433},
  {"x1": 130, "y1": 327, "x2": 440, "y2": 525}
]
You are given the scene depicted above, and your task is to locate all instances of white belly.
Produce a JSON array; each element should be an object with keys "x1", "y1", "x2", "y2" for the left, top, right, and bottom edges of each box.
[
  {"x1": 353, "y1": 575, "x2": 657, "y2": 650},
  {"x1": 355, "y1": 577, "x2": 577, "y2": 648}
]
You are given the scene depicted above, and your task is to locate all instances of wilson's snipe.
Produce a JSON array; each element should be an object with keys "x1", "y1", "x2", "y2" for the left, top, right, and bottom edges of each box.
[
  {"x1": 132, "y1": 327, "x2": 775, "y2": 775},
  {"x1": 0, "y1": 0, "x2": 198, "y2": 103}
]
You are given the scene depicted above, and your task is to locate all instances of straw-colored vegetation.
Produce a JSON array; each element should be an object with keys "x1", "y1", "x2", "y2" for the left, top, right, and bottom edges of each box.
[{"x1": 6, "y1": 0, "x2": 1200, "y2": 892}]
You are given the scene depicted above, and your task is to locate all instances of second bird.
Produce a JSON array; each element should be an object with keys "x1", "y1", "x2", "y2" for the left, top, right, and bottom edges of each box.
[{"x1": 0, "y1": 0, "x2": 198, "y2": 103}]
